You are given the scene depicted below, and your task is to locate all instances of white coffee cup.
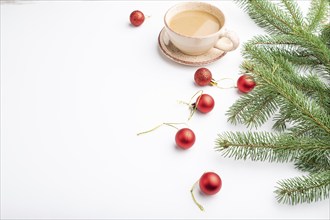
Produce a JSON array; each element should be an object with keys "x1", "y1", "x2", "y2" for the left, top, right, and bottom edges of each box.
[{"x1": 163, "y1": 2, "x2": 239, "y2": 56}]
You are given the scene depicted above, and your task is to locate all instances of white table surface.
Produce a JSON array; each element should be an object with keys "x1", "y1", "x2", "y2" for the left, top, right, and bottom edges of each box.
[{"x1": 1, "y1": 0, "x2": 329, "y2": 219}]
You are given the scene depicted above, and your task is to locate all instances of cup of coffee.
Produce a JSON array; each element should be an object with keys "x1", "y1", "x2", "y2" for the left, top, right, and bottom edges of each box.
[{"x1": 163, "y1": 2, "x2": 239, "y2": 56}]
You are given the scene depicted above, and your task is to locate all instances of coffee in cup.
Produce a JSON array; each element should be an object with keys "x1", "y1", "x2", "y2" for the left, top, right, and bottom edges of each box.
[
  {"x1": 169, "y1": 10, "x2": 221, "y2": 37},
  {"x1": 163, "y1": 2, "x2": 239, "y2": 56}
]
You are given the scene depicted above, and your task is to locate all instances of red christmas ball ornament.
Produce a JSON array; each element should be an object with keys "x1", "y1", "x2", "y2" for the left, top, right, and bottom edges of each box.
[
  {"x1": 129, "y1": 10, "x2": 145, "y2": 27},
  {"x1": 237, "y1": 75, "x2": 256, "y2": 93},
  {"x1": 195, "y1": 94, "x2": 215, "y2": 114},
  {"x1": 190, "y1": 171, "x2": 222, "y2": 211},
  {"x1": 194, "y1": 68, "x2": 213, "y2": 86},
  {"x1": 175, "y1": 128, "x2": 195, "y2": 149},
  {"x1": 199, "y1": 172, "x2": 222, "y2": 195},
  {"x1": 137, "y1": 123, "x2": 195, "y2": 150}
]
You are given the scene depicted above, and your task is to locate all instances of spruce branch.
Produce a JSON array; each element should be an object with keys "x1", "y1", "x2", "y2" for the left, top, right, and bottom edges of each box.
[
  {"x1": 236, "y1": 0, "x2": 295, "y2": 35},
  {"x1": 297, "y1": 74, "x2": 330, "y2": 111},
  {"x1": 226, "y1": 86, "x2": 280, "y2": 128},
  {"x1": 246, "y1": 35, "x2": 325, "y2": 71},
  {"x1": 244, "y1": 36, "x2": 330, "y2": 78},
  {"x1": 215, "y1": 132, "x2": 330, "y2": 163},
  {"x1": 295, "y1": 150, "x2": 330, "y2": 173},
  {"x1": 297, "y1": 31, "x2": 330, "y2": 73},
  {"x1": 241, "y1": 53, "x2": 330, "y2": 136},
  {"x1": 306, "y1": 0, "x2": 329, "y2": 32},
  {"x1": 280, "y1": 0, "x2": 304, "y2": 26},
  {"x1": 239, "y1": 0, "x2": 330, "y2": 76},
  {"x1": 320, "y1": 24, "x2": 330, "y2": 48},
  {"x1": 217, "y1": 0, "x2": 330, "y2": 205},
  {"x1": 275, "y1": 171, "x2": 330, "y2": 205},
  {"x1": 240, "y1": 47, "x2": 330, "y2": 139}
]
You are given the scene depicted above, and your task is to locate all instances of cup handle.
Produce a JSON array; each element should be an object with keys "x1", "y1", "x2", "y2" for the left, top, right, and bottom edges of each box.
[{"x1": 214, "y1": 29, "x2": 239, "y2": 52}]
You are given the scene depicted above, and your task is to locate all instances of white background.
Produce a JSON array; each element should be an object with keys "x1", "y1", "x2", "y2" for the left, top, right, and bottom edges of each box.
[{"x1": 1, "y1": 0, "x2": 329, "y2": 219}]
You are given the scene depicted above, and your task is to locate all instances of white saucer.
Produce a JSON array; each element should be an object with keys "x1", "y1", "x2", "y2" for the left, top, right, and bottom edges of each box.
[{"x1": 158, "y1": 28, "x2": 226, "y2": 66}]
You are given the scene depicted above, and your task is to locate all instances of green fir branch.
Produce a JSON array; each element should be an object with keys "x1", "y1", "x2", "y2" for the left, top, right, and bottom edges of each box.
[
  {"x1": 242, "y1": 92, "x2": 278, "y2": 128},
  {"x1": 320, "y1": 24, "x2": 330, "y2": 48},
  {"x1": 306, "y1": 0, "x2": 329, "y2": 32},
  {"x1": 236, "y1": 0, "x2": 296, "y2": 35},
  {"x1": 297, "y1": 31, "x2": 330, "y2": 73},
  {"x1": 288, "y1": 124, "x2": 330, "y2": 140},
  {"x1": 249, "y1": 34, "x2": 300, "y2": 46},
  {"x1": 226, "y1": 86, "x2": 280, "y2": 128},
  {"x1": 247, "y1": 35, "x2": 324, "y2": 71},
  {"x1": 245, "y1": 35, "x2": 330, "y2": 78},
  {"x1": 242, "y1": 54, "x2": 330, "y2": 136},
  {"x1": 295, "y1": 74, "x2": 330, "y2": 112},
  {"x1": 275, "y1": 171, "x2": 330, "y2": 205},
  {"x1": 215, "y1": 132, "x2": 330, "y2": 163},
  {"x1": 295, "y1": 150, "x2": 330, "y2": 173},
  {"x1": 272, "y1": 115, "x2": 288, "y2": 132},
  {"x1": 280, "y1": 0, "x2": 304, "y2": 26},
  {"x1": 217, "y1": 0, "x2": 330, "y2": 205}
]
